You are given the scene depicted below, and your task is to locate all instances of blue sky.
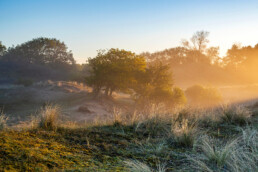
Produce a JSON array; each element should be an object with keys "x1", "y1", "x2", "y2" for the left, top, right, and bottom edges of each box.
[{"x1": 1, "y1": 0, "x2": 258, "y2": 63}]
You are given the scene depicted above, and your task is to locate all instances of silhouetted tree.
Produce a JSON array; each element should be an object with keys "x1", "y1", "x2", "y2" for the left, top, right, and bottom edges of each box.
[
  {"x1": 206, "y1": 46, "x2": 220, "y2": 64},
  {"x1": 2, "y1": 38, "x2": 75, "y2": 67},
  {"x1": 0, "y1": 41, "x2": 6, "y2": 57},
  {"x1": 182, "y1": 31, "x2": 210, "y2": 53},
  {"x1": 223, "y1": 43, "x2": 258, "y2": 81}
]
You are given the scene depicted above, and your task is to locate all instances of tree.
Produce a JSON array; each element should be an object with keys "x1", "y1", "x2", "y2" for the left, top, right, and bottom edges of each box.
[
  {"x1": 2, "y1": 38, "x2": 75, "y2": 67},
  {"x1": 223, "y1": 44, "x2": 243, "y2": 69},
  {"x1": 206, "y1": 46, "x2": 220, "y2": 64},
  {"x1": 223, "y1": 43, "x2": 258, "y2": 81},
  {"x1": 86, "y1": 48, "x2": 146, "y2": 96},
  {"x1": 133, "y1": 61, "x2": 186, "y2": 108},
  {"x1": 182, "y1": 31, "x2": 210, "y2": 53},
  {"x1": 0, "y1": 41, "x2": 6, "y2": 57}
]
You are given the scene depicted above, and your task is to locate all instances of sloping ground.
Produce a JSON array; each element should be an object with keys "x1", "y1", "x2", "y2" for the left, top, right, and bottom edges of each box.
[
  {"x1": 0, "y1": 81, "x2": 114, "y2": 126},
  {"x1": 1, "y1": 115, "x2": 257, "y2": 171}
]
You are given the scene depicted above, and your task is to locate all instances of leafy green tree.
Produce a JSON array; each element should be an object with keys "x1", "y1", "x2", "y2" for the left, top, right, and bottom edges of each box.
[
  {"x1": 86, "y1": 48, "x2": 146, "y2": 96},
  {"x1": 3, "y1": 38, "x2": 75, "y2": 67}
]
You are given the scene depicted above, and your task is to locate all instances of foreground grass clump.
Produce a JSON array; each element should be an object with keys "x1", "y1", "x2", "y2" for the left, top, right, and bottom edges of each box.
[
  {"x1": 171, "y1": 119, "x2": 197, "y2": 147},
  {"x1": 188, "y1": 128, "x2": 258, "y2": 172},
  {"x1": 38, "y1": 105, "x2": 60, "y2": 131},
  {"x1": 125, "y1": 159, "x2": 167, "y2": 172},
  {"x1": 124, "y1": 160, "x2": 153, "y2": 172}
]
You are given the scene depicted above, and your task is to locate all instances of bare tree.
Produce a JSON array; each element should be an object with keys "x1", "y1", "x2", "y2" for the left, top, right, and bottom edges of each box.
[{"x1": 182, "y1": 31, "x2": 210, "y2": 53}]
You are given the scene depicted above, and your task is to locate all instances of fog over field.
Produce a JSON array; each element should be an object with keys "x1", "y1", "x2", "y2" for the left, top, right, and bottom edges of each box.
[{"x1": 0, "y1": 0, "x2": 258, "y2": 171}]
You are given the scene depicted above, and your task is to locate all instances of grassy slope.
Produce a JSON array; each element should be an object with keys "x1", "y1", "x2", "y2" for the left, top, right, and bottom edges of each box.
[{"x1": 0, "y1": 108, "x2": 257, "y2": 171}]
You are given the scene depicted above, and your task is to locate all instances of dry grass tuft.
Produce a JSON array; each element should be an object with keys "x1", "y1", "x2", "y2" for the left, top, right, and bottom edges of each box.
[
  {"x1": 38, "y1": 104, "x2": 60, "y2": 131},
  {"x1": 124, "y1": 159, "x2": 167, "y2": 172},
  {"x1": 124, "y1": 160, "x2": 153, "y2": 172},
  {"x1": 171, "y1": 118, "x2": 198, "y2": 147},
  {"x1": 0, "y1": 112, "x2": 8, "y2": 131}
]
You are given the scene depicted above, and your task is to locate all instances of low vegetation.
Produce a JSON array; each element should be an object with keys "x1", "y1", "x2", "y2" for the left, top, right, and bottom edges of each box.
[
  {"x1": 38, "y1": 104, "x2": 60, "y2": 131},
  {"x1": 188, "y1": 128, "x2": 258, "y2": 172},
  {"x1": 0, "y1": 112, "x2": 7, "y2": 131},
  {"x1": 219, "y1": 105, "x2": 252, "y2": 125},
  {"x1": 185, "y1": 85, "x2": 222, "y2": 107},
  {"x1": 0, "y1": 104, "x2": 257, "y2": 171}
]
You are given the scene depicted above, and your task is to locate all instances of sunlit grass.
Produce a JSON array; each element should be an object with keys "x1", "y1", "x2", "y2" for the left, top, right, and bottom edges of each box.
[
  {"x1": 38, "y1": 104, "x2": 60, "y2": 131},
  {"x1": 220, "y1": 105, "x2": 251, "y2": 125},
  {"x1": 0, "y1": 104, "x2": 257, "y2": 171}
]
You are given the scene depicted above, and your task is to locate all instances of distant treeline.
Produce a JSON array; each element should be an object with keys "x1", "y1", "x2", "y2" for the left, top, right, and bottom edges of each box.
[
  {"x1": 0, "y1": 31, "x2": 258, "y2": 86},
  {"x1": 142, "y1": 31, "x2": 258, "y2": 86}
]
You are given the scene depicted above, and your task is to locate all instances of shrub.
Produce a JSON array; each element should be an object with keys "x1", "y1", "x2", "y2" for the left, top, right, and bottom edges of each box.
[
  {"x1": 185, "y1": 85, "x2": 222, "y2": 107},
  {"x1": 38, "y1": 104, "x2": 60, "y2": 131},
  {"x1": 169, "y1": 87, "x2": 187, "y2": 108},
  {"x1": 220, "y1": 105, "x2": 251, "y2": 125},
  {"x1": 0, "y1": 113, "x2": 8, "y2": 130}
]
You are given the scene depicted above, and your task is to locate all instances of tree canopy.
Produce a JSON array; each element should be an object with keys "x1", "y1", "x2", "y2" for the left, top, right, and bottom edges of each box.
[
  {"x1": 2, "y1": 38, "x2": 75, "y2": 67},
  {"x1": 0, "y1": 38, "x2": 79, "y2": 82},
  {"x1": 133, "y1": 61, "x2": 186, "y2": 108},
  {"x1": 86, "y1": 48, "x2": 146, "y2": 96}
]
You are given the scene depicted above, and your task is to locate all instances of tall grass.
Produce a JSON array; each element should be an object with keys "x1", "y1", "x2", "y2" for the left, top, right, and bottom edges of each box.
[
  {"x1": 220, "y1": 105, "x2": 251, "y2": 125},
  {"x1": 171, "y1": 118, "x2": 198, "y2": 147},
  {"x1": 135, "y1": 114, "x2": 171, "y2": 137},
  {"x1": 38, "y1": 104, "x2": 60, "y2": 131},
  {"x1": 124, "y1": 160, "x2": 167, "y2": 172},
  {"x1": 188, "y1": 128, "x2": 258, "y2": 172},
  {"x1": 229, "y1": 128, "x2": 258, "y2": 172},
  {"x1": 136, "y1": 140, "x2": 168, "y2": 156},
  {"x1": 0, "y1": 112, "x2": 8, "y2": 131},
  {"x1": 124, "y1": 160, "x2": 153, "y2": 172}
]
